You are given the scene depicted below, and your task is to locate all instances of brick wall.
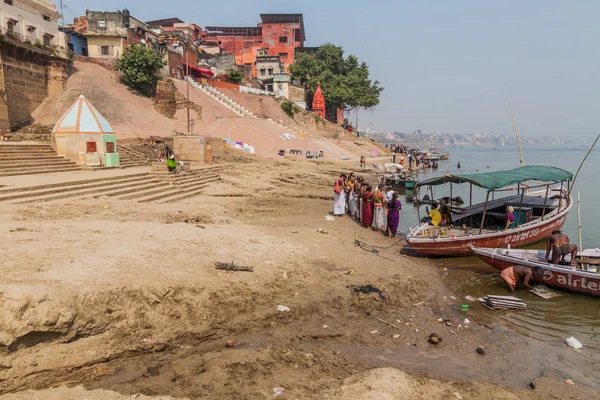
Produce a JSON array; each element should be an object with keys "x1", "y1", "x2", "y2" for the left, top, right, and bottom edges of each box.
[
  {"x1": 2, "y1": 47, "x2": 48, "y2": 128},
  {"x1": 0, "y1": 43, "x2": 68, "y2": 129},
  {"x1": 167, "y1": 50, "x2": 183, "y2": 79}
]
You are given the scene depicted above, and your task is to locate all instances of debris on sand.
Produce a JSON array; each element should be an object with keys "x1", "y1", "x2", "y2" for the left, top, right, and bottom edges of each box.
[
  {"x1": 276, "y1": 305, "x2": 290, "y2": 312},
  {"x1": 273, "y1": 387, "x2": 286, "y2": 397},
  {"x1": 476, "y1": 345, "x2": 486, "y2": 355},
  {"x1": 215, "y1": 261, "x2": 254, "y2": 272},
  {"x1": 428, "y1": 333, "x2": 442, "y2": 345},
  {"x1": 349, "y1": 285, "x2": 385, "y2": 300}
]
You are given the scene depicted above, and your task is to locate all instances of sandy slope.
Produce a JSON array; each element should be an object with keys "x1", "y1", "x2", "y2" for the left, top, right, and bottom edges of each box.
[{"x1": 32, "y1": 62, "x2": 176, "y2": 138}]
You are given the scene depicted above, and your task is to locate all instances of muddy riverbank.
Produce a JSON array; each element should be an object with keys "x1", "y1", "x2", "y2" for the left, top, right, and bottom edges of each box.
[{"x1": 0, "y1": 156, "x2": 596, "y2": 399}]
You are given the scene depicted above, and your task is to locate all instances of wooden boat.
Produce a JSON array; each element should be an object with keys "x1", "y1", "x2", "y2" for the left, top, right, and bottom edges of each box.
[
  {"x1": 383, "y1": 163, "x2": 418, "y2": 188},
  {"x1": 470, "y1": 246, "x2": 600, "y2": 296},
  {"x1": 406, "y1": 165, "x2": 573, "y2": 256}
]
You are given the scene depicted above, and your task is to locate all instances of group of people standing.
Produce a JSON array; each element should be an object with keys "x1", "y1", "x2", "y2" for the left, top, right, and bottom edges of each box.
[{"x1": 334, "y1": 173, "x2": 402, "y2": 239}]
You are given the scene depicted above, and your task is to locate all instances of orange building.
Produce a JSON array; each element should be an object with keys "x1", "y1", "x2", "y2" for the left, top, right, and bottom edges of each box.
[{"x1": 204, "y1": 13, "x2": 305, "y2": 76}]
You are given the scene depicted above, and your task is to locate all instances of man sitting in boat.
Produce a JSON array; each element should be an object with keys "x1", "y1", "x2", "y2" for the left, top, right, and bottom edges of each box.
[
  {"x1": 501, "y1": 266, "x2": 543, "y2": 292},
  {"x1": 504, "y1": 206, "x2": 516, "y2": 230},
  {"x1": 545, "y1": 230, "x2": 578, "y2": 267}
]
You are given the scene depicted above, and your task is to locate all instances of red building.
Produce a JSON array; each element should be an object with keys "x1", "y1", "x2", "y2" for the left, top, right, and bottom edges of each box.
[{"x1": 204, "y1": 13, "x2": 305, "y2": 75}]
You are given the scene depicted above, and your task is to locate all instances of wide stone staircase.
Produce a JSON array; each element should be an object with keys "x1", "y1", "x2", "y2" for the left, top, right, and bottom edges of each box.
[
  {"x1": 187, "y1": 78, "x2": 256, "y2": 118},
  {"x1": 186, "y1": 78, "x2": 312, "y2": 140},
  {"x1": 0, "y1": 165, "x2": 227, "y2": 204},
  {"x1": 0, "y1": 143, "x2": 80, "y2": 177},
  {"x1": 117, "y1": 144, "x2": 151, "y2": 167}
]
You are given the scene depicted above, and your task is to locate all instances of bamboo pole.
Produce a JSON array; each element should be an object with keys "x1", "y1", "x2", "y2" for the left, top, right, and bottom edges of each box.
[
  {"x1": 507, "y1": 97, "x2": 525, "y2": 167},
  {"x1": 479, "y1": 191, "x2": 490, "y2": 234},
  {"x1": 568, "y1": 134, "x2": 600, "y2": 197},
  {"x1": 541, "y1": 185, "x2": 550, "y2": 221},
  {"x1": 516, "y1": 190, "x2": 525, "y2": 228},
  {"x1": 578, "y1": 192, "x2": 582, "y2": 251},
  {"x1": 558, "y1": 182, "x2": 564, "y2": 212},
  {"x1": 469, "y1": 183, "x2": 473, "y2": 207}
]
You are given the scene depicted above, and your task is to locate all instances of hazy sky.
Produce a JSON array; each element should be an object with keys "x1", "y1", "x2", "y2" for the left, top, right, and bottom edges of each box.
[{"x1": 63, "y1": 1, "x2": 599, "y2": 137}]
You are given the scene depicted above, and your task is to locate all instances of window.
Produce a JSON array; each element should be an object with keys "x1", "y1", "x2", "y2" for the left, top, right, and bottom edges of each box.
[
  {"x1": 105, "y1": 142, "x2": 115, "y2": 153},
  {"x1": 268, "y1": 68, "x2": 273, "y2": 75},
  {"x1": 260, "y1": 68, "x2": 266, "y2": 76},
  {"x1": 43, "y1": 35, "x2": 51, "y2": 46},
  {"x1": 4, "y1": 0, "x2": 13, "y2": 5},
  {"x1": 86, "y1": 142, "x2": 97, "y2": 153},
  {"x1": 101, "y1": 46, "x2": 110, "y2": 56},
  {"x1": 43, "y1": 15, "x2": 50, "y2": 22},
  {"x1": 6, "y1": 21, "x2": 14, "y2": 32},
  {"x1": 279, "y1": 36, "x2": 288, "y2": 43},
  {"x1": 98, "y1": 19, "x2": 106, "y2": 28},
  {"x1": 279, "y1": 52, "x2": 288, "y2": 60}
]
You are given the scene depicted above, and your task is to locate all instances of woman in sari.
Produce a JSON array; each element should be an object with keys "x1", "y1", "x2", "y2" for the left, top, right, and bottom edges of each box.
[
  {"x1": 386, "y1": 192, "x2": 402, "y2": 239},
  {"x1": 362, "y1": 185, "x2": 374, "y2": 228},
  {"x1": 333, "y1": 174, "x2": 347, "y2": 216}
]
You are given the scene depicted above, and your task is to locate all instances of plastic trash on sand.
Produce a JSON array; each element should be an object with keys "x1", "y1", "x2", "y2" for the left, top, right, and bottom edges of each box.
[
  {"x1": 566, "y1": 336, "x2": 582, "y2": 349},
  {"x1": 276, "y1": 305, "x2": 290, "y2": 312},
  {"x1": 325, "y1": 215, "x2": 335, "y2": 221},
  {"x1": 273, "y1": 387, "x2": 285, "y2": 397}
]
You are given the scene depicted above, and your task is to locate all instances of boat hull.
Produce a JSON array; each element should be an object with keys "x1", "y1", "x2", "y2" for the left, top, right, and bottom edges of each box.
[
  {"x1": 406, "y1": 214, "x2": 568, "y2": 257},
  {"x1": 471, "y1": 247, "x2": 600, "y2": 297}
]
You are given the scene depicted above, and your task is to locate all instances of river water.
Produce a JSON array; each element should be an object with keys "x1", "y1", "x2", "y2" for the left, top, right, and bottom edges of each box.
[{"x1": 395, "y1": 145, "x2": 600, "y2": 384}]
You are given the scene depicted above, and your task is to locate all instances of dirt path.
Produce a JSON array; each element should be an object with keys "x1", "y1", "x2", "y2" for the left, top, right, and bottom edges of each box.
[{"x1": 0, "y1": 156, "x2": 596, "y2": 399}]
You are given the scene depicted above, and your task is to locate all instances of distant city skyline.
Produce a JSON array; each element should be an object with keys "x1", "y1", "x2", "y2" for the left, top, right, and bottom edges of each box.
[{"x1": 64, "y1": 0, "x2": 599, "y2": 138}]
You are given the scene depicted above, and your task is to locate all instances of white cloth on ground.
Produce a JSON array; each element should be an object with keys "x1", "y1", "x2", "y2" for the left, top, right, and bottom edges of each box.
[{"x1": 333, "y1": 192, "x2": 346, "y2": 215}]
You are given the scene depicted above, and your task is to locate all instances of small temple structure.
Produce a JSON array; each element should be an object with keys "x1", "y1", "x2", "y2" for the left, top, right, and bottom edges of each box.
[
  {"x1": 52, "y1": 95, "x2": 120, "y2": 167},
  {"x1": 312, "y1": 83, "x2": 325, "y2": 119}
]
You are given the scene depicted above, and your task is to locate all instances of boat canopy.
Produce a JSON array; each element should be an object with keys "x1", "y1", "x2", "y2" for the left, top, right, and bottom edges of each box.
[{"x1": 417, "y1": 165, "x2": 573, "y2": 191}]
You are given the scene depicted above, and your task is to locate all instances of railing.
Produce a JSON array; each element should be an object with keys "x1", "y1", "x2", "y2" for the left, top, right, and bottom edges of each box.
[{"x1": 0, "y1": 27, "x2": 69, "y2": 59}]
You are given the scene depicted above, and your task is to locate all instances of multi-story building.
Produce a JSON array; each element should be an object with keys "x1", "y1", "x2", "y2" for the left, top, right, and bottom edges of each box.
[
  {"x1": 205, "y1": 13, "x2": 305, "y2": 74},
  {"x1": 255, "y1": 55, "x2": 284, "y2": 91},
  {"x1": 0, "y1": 0, "x2": 68, "y2": 130},
  {"x1": 0, "y1": 0, "x2": 61, "y2": 46},
  {"x1": 68, "y1": 9, "x2": 156, "y2": 59}
]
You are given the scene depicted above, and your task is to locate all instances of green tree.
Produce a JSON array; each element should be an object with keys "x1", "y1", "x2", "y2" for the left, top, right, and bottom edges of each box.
[
  {"x1": 226, "y1": 68, "x2": 244, "y2": 84},
  {"x1": 115, "y1": 45, "x2": 166, "y2": 94},
  {"x1": 289, "y1": 43, "x2": 383, "y2": 112}
]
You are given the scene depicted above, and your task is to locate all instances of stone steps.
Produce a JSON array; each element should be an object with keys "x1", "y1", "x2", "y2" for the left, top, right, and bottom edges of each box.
[
  {"x1": 0, "y1": 175, "x2": 156, "y2": 203},
  {"x1": 0, "y1": 143, "x2": 80, "y2": 176},
  {"x1": 138, "y1": 181, "x2": 215, "y2": 203},
  {"x1": 0, "y1": 160, "x2": 76, "y2": 169},
  {"x1": 0, "y1": 166, "x2": 81, "y2": 177},
  {"x1": 0, "y1": 173, "x2": 150, "y2": 195},
  {"x1": 120, "y1": 175, "x2": 219, "y2": 202},
  {"x1": 16, "y1": 177, "x2": 163, "y2": 204}
]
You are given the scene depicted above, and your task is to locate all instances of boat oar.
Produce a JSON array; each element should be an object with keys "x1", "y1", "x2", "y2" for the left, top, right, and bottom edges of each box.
[{"x1": 568, "y1": 133, "x2": 600, "y2": 197}]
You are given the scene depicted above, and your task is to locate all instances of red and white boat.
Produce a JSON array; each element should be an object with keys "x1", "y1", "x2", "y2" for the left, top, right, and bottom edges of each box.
[
  {"x1": 470, "y1": 246, "x2": 600, "y2": 297},
  {"x1": 406, "y1": 165, "x2": 573, "y2": 257}
]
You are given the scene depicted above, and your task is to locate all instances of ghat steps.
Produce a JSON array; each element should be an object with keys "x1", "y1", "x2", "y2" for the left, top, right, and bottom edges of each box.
[
  {"x1": 0, "y1": 143, "x2": 151, "y2": 176},
  {"x1": 185, "y1": 78, "x2": 311, "y2": 139},
  {"x1": 0, "y1": 165, "x2": 226, "y2": 204},
  {"x1": 0, "y1": 143, "x2": 79, "y2": 177}
]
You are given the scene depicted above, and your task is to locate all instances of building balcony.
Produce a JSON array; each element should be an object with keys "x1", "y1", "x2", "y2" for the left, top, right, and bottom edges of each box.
[{"x1": 0, "y1": 27, "x2": 68, "y2": 59}]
